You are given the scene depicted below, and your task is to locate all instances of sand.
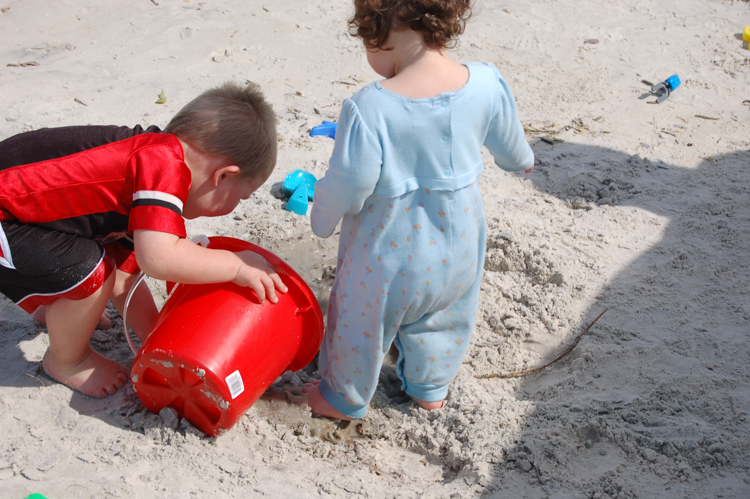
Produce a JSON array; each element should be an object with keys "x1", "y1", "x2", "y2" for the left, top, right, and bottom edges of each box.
[{"x1": 1, "y1": 0, "x2": 749, "y2": 497}]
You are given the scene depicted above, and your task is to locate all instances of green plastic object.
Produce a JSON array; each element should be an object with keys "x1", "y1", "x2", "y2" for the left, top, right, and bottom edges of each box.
[{"x1": 24, "y1": 495, "x2": 48, "y2": 499}]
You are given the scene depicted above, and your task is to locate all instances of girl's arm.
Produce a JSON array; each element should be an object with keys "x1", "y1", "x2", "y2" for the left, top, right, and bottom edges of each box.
[
  {"x1": 133, "y1": 229, "x2": 287, "y2": 303},
  {"x1": 311, "y1": 99, "x2": 382, "y2": 238},
  {"x1": 483, "y1": 66, "x2": 535, "y2": 173}
]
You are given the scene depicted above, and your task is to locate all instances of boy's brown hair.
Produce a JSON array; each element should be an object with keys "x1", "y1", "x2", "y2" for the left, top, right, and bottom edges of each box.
[
  {"x1": 166, "y1": 82, "x2": 277, "y2": 179},
  {"x1": 349, "y1": 0, "x2": 472, "y2": 51}
]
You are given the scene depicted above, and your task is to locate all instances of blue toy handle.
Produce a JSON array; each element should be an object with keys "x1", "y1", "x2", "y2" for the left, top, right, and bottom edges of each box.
[
  {"x1": 310, "y1": 121, "x2": 337, "y2": 139},
  {"x1": 651, "y1": 74, "x2": 681, "y2": 103},
  {"x1": 665, "y1": 75, "x2": 681, "y2": 91}
]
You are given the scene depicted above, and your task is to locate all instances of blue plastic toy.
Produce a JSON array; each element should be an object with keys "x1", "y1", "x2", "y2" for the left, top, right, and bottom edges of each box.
[
  {"x1": 651, "y1": 75, "x2": 681, "y2": 103},
  {"x1": 283, "y1": 169, "x2": 317, "y2": 215},
  {"x1": 310, "y1": 121, "x2": 337, "y2": 139},
  {"x1": 285, "y1": 183, "x2": 309, "y2": 215}
]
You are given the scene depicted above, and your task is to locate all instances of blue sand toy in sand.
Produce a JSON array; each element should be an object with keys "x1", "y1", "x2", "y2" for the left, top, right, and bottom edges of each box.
[
  {"x1": 286, "y1": 183, "x2": 309, "y2": 216},
  {"x1": 310, "y1": 121, "x2": 337, "y2": 139},
  {"x1": 283, "y1": 170, "x2": 317, "y2": 215},
  {"x1": 651, "y1": 75, "x2": 681, "y2": 103}
]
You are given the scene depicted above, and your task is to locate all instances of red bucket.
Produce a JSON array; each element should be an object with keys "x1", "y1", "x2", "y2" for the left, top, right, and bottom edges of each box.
[{"x1": 130, "y1": 237, "x2": 323, "y2": 436}]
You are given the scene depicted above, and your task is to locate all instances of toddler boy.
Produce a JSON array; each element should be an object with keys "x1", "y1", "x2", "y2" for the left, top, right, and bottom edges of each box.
[{"x1": 0, "y1": 82, "x2": 287, "y2": 398}]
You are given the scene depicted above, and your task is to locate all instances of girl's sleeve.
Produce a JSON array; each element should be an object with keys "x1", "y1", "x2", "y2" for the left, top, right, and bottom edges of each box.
[
  {"x1": 311, "y1": 98, "x2": 383, "y2": 238},
  {"x1": 483, "y1": 64, "x2": 535, "y2": 172}
]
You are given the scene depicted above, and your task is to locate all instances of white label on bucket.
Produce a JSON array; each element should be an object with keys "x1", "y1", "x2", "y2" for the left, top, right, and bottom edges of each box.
[{"x1": 225, "y1": 370, "x2": 245, "y2": 399}]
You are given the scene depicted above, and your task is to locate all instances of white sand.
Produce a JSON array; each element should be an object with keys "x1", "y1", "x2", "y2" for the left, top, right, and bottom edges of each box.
[{"x1": 1, "y1": 0, "x2": 749, "y2": 497}]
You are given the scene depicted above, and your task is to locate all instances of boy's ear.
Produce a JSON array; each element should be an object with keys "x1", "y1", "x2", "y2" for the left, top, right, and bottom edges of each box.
[{"x1": 212, "y1": 165, "x2": 242, "y2": 186}]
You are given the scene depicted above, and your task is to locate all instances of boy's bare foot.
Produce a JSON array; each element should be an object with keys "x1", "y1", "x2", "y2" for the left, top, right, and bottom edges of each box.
[
  {"x1": 301, "y1": 379, "x2": 355, "y2": 420},
  {"x1": 34, "y1": 306, "x2": 113, "y2": 330},
  {"x1": 42, "y1": 347, "x2": 129, "y2": 399},
  {"x1": 410, "y1": 395, "x2": 446, "y2": 411}
]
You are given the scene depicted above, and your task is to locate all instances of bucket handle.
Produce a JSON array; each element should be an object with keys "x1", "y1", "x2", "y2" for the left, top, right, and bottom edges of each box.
[
  {"x1": 122, "y1": 235, "x2": 211, "y2": 356},
  {"x1": 123, "y1": 271, "x2": 148, "y2": 356}
]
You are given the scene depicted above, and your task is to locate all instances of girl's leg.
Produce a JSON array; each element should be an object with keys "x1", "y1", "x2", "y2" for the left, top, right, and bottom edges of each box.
[
  {"x1": 396, "y1": 274, "x2": 482, "y2": 409},
  {"x1": 304, "y1": 255, "x2": 389, "y2": 420},
  {"x1": 301, "y1": 379, "x2": 354, "y2": 420},
  {"x1": 409, "y1": 396, "x2": 445, "y2": 411},
  {"x1": 398, "y1": 183, "x2": 486, "y2": 410},
  {"x1": 43, "y1": 268, "x2": 129, "y2": 398}
]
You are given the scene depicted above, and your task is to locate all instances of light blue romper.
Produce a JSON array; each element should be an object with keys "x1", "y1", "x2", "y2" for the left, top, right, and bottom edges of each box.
[{"x1": 310, "y1": 62, "x2": 534, "y2": 418}]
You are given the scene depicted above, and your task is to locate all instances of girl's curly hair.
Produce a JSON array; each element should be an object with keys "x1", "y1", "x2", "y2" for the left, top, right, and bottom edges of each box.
[{"x1": 349, "y1": 0, "x2": 472, "y2": 51}]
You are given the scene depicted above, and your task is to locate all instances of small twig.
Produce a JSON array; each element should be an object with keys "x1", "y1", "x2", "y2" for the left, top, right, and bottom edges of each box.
[
  {"x1": 476, "y1": 308, "x2": 608, "y2": 379},
  {"x1": 7, "y1": 61, "x2": 39, "y2": 67},
  {"x1": 26, "y1": 372, "x2": 46, "y2": 387},
  {"x1": 694, "y1": 114, "x2": 719, "y2": 120},
  {"x1": 524, "y1": 127, "x2": 558, "y2": 134},
  {"x1": 74, "y1": 98, "x2": 87, "y2": 107},
  {"x1": 150, "y1": 0, "x2": 159, "y2": 5}
]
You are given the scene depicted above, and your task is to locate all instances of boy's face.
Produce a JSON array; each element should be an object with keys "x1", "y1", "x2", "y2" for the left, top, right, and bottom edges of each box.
[{"x1": 183, "y1": 172, "x2": 265, "y2": 219}]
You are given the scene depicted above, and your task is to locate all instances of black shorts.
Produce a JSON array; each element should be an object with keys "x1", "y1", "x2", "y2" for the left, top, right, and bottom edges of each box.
[{"x1": 0, "y1": 222, "x2": 116, "y2": 313}]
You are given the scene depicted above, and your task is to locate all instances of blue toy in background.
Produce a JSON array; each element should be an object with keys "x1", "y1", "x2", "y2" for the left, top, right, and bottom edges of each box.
[
  {"x1": 310, "y1": 121, "x2": 337, "y2": 139},
  {"x1": 651, "y1": 75, "x2": 681, "y2": 103},
  {"x1": 283, "y1": 169, "x2": 317, "y2": 216},
  {"x1": 286, "y1": 122, "x2": 333, "y2": 215}
]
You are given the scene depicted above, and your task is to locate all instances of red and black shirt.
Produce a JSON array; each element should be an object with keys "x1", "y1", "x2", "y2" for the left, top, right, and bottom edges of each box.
[{"x1": 0, "y1": 125, "x2": 191, "y2": 247}]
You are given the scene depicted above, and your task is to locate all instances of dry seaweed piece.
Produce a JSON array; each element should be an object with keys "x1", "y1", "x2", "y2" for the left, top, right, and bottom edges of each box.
[
  {"x1": 476, "y1": 308, "x2": 608, "y2": 379},
  {"x1": 7, "y1": 61, "x2": 39, "y2": 67}
]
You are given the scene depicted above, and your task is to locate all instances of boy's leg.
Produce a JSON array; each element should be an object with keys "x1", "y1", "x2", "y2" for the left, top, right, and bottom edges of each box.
[
  {"x1": 0, "y1": 222, "x2": 129, "y2": 398},
  {"x1": 43, "y1": 267, "x2": 129, "y2": 398},
  {"x1": 32, "y1": 305, "x2": 112, "y2": 330}
]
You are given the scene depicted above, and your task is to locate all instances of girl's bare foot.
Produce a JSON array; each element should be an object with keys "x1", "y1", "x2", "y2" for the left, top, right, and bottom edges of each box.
[
  {"x1": 301, "y1": 379, "x2": 355, "y2": 420},
  {"x1": 410, "y1": 395, "x2": 446, "y2": 411},
  {"x1": 34, "y1": 306, "x2": 113, "y2": 330},
  {"x1": 43, "y1": 347, "x2": 129, "y2": 398}
]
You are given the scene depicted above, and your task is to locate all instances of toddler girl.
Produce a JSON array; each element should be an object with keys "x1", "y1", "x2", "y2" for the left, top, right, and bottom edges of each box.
[{"x1": 304, "y1": 0, "x2": 534, "y2": 419}]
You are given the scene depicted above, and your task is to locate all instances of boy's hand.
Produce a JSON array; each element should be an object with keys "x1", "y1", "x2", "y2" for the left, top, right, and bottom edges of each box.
[
  {"x1": 134, "y1": 229, "x2": 288, "y2": 303},
  {"x1": 233, "y1": 251, "x2": 288, "y2": 303}
]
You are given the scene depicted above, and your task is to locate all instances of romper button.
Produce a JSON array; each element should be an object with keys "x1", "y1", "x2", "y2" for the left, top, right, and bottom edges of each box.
[
  {"x1": 441, "y1": 100, "x2": 448, "y2": 108},
  {"x1": 444, "y1": 169, "x2": 451, "y2": 176},
  {"x1": 442, "y1": 134, "x2": 449, "y2": 142}
]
